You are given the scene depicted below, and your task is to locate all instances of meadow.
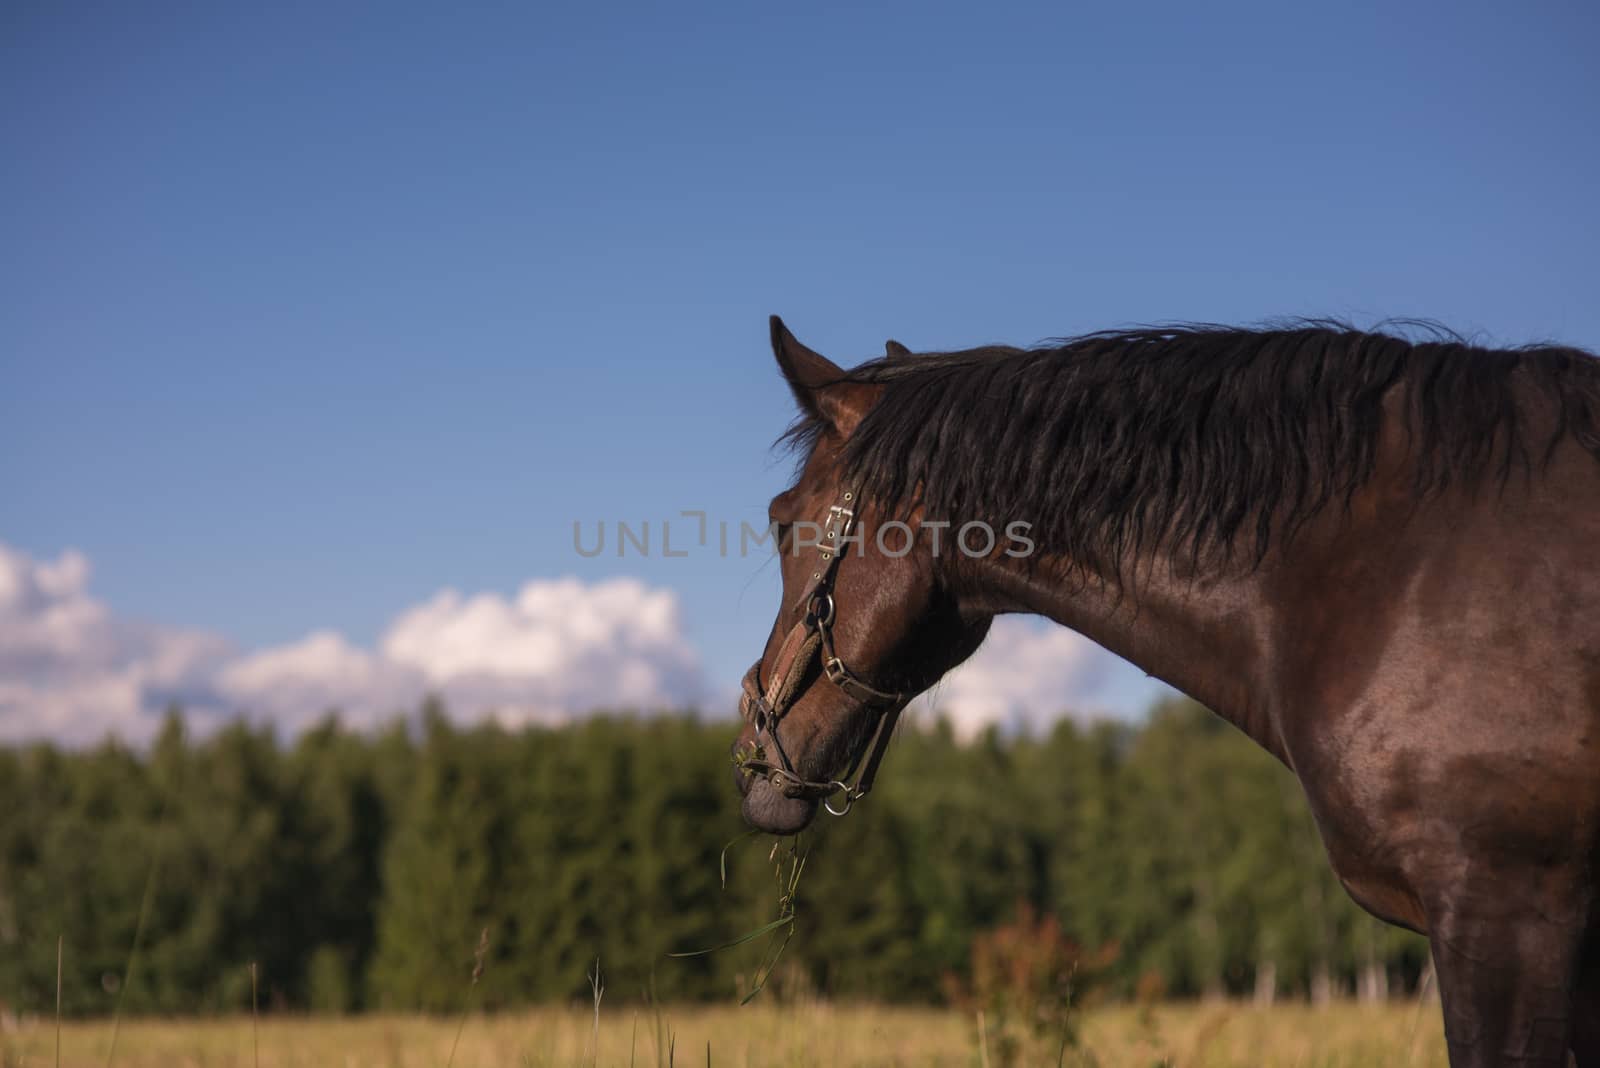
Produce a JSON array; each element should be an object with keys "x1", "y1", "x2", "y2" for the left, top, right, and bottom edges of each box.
[
  {"x1": 3, "y1": 1001, "x2": 1449, "y2": 1068},
  {"x1": 2, "y1": 707, "x2": 1447, "y2": 1066}
]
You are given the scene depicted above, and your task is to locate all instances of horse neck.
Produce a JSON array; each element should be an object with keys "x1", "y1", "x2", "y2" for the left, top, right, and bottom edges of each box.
[
  {"x1": 961, "y1": 548, "x2": 1286, "y2": 760},
  {"x1": 951, "y1": 386, "x2": 1422, "y2": 763}
]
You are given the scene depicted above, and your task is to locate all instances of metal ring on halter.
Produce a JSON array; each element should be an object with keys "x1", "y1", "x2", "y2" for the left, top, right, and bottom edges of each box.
[
  {"x1": 807, "y1": 592, "x2": 835, "y2": 628},
  {"x1": 823, "y1": 783, "x2": 856, "y2": 816}
]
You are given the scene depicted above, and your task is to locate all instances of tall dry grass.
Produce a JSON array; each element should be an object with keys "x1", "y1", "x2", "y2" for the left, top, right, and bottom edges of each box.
[{"x1": 2, "y1": 1000, "x2": 1448, "y2": 1067}]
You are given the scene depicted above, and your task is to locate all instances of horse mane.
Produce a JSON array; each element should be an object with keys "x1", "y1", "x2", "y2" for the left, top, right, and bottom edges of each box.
[{"x1": 783, "y1": 321, "x2": 1600, "y2": 574}]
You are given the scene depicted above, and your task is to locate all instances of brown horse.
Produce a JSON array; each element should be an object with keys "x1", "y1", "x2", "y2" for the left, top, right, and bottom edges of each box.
[{"x1": 731, "y1": 315, "x2": 1600, "y2": 1066}]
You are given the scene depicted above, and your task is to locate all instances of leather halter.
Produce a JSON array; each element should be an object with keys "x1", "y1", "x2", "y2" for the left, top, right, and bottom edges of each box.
[{"x1": 738, "y1": 491, "x2": 907, "y2": 817}]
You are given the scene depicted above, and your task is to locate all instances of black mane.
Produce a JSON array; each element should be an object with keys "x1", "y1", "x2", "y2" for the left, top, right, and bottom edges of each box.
[{"x1": 786, "y1": 322, "x2": 1600, "y2": 574}]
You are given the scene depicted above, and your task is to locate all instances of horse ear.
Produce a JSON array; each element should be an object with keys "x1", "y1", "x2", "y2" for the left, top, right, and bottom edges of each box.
[
  {"x1": 769, "y1": 316, "x2": 876, "y2": 436},
  {"x1": 885, "y1": 339, "x2": 911, "y2": 358},
  {"x1": 770, "y1": 315, "x2": 842, "y2": 398}
]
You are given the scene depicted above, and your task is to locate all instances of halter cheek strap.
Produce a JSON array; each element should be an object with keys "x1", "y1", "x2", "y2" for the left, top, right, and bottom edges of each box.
[{"x1": 738, "y1": 492, "x2": 907, "y2": 818}]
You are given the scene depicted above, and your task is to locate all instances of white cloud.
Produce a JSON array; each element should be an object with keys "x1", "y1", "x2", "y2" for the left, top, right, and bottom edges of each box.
[
  {"x1": 0, "y1": 546, "x2": 115, "y2": 677},
  {"x1": 0, "y1": 542, "x2": 705, "y2": 745},
  {"x1": 912, "y1": 616, "x2": 1124, "y2": 739},
  {"x1": 380, "y1": 577, "x2": 703, "y2": 724},
  {"x1": 215, "y1": 631, "x2": 423, "y2": 735},
  {"x1": 0, "y1": 544, "x2": 230, "y2": 745}
]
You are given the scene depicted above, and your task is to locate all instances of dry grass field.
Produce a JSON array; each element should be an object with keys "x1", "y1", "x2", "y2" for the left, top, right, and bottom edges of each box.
[{"x1": 2, "y1": 1000, "x2": 1449, "y2": 1067}]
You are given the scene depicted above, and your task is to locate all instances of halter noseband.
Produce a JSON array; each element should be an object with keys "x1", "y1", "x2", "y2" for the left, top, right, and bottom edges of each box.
[{"x1": 738, "y1": 491, "x2": 907, "y2": 817}]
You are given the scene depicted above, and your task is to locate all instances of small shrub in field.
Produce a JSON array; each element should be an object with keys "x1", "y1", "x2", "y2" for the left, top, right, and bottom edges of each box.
[
  {"x1": 1134, "y1": 969, "x2": 1168, "y2": 1005},
  {"x1": 944, "y1": 903, "x2": 1117, "y2": 1065}
]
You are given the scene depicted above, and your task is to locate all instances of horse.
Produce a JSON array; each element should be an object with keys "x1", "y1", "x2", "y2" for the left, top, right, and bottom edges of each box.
[{"x1": 730, "y1": 315, "x2": 1600, "y2": 1066}]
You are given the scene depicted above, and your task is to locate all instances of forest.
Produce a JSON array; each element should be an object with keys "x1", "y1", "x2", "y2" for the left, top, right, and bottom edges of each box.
[{"x1": 0, "y1": 699, "x2": 1429, "y2": 1017}]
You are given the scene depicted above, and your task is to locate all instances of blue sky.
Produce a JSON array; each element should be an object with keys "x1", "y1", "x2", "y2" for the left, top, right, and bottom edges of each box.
[{"x1": 4, "y1": 2, "x2": 1598, "y2": 739}]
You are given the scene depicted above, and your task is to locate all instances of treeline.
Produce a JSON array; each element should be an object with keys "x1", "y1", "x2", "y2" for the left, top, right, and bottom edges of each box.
[{"x1": 0, "y1": 699, "x2": 1428, "y2": 1016}]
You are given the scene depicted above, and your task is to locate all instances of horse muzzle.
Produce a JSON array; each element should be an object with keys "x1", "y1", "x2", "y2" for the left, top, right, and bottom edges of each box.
[{"x1": 739, "y1": 770, "x2": 820, "y2": 835}]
